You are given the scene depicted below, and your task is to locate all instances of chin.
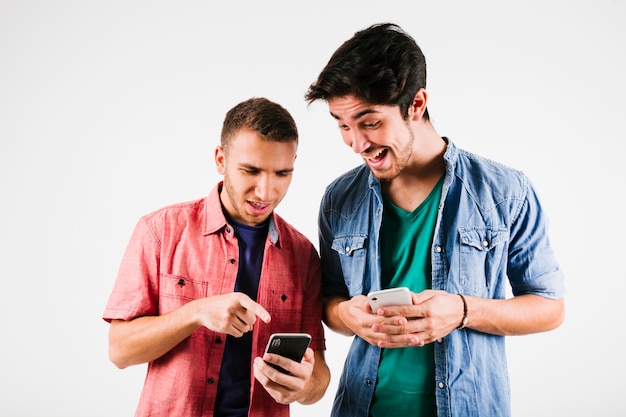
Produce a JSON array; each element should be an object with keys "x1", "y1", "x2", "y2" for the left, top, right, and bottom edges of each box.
[{"x1": 372, "y1": 169, "x2": 399, "y2": 182}]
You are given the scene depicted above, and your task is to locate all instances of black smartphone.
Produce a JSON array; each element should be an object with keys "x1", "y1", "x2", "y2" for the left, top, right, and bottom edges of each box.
[{"x1": 264, "y1": 333, "x2": 312, "y2": 374}]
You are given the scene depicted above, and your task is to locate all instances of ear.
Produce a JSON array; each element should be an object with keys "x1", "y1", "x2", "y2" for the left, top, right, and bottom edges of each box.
[
  {"x1": 215, "y1": 146, "x2": 226, "y2": 175},
  {"x1": 408, "y1": 88, "x2": 428, "y2": 121}
]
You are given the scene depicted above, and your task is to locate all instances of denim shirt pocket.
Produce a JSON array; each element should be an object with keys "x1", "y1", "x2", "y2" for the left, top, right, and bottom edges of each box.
[
  {"x1": 458, "y1": 227, "x2": 508, "y2": 294},
  {"x1": 331, "y1": 235, "x2": 367, "y2": 296}
]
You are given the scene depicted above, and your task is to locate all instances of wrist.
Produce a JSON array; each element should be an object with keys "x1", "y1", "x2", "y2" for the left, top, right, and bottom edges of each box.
[
  {"x1": 457, "y1": 294, "x2": 469, "y2": 330},
  {"x1": 337, "y1": 299, "x2": 356, "y2": 336}
]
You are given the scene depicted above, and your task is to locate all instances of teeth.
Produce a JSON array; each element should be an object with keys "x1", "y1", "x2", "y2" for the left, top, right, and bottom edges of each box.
[{"x1": 367, "y1": 148, "x2": 385, "y2": 160}]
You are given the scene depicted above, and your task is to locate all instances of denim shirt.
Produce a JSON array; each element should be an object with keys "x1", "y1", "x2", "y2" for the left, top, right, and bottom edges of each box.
[{"x1": 319, "y1": 139, "x2": 565, "y2": 417}]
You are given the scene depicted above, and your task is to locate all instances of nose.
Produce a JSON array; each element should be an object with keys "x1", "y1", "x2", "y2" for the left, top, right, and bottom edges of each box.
[
  {"x1": 255, "y1": 174, "x2": 272, "y2": 201},
  {"x1": 344, "y1": 129, "x2": 370, "y2": 154}
]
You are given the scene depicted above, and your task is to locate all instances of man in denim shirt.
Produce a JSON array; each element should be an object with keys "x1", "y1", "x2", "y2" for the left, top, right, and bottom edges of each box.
[{"x1": 304, "y1": 23, "x2": 565, "y2": 417}]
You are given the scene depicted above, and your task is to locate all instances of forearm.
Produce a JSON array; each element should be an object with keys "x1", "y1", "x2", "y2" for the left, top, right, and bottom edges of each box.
[
  {"x1": 108, "y1": 301, "x2": 201, "y2": 368},
  {"x1": 465, "y1": 294, "x2": 565, "y2": 336},
  {"x1": 323, "y1": 296, "x2": 355, "y2": 336}
]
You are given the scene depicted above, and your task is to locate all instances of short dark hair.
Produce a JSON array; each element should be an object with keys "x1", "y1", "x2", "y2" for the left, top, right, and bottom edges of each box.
[
  {"x1": 304, "y1": 23, "x2": 429, "y2": 120},
  {"x1": 221, "y1": 97, "x2": 298, "y2": 151}
]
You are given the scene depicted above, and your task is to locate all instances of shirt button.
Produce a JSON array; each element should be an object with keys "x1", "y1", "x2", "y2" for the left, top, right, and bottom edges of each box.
[
  {"x1": 437, "y1": 338, "x2": 443, "y2": 343},
  {"x1": 229, "y1": 258, "x2": 236, "y2": 264},
  {"x1": 482, "y1": 240, "x2": 489, "y2": 247},
  {"x1": 365, "y1": 379, "x2": 372, "y2": 387},
  {"x1": 438, "y1": 382, "x2": 445, "y2": 389},
  {"x1": 435, "y1": 246, "x2": 442, "y2": 253},
  {"x1": 207, "y1": 378, "x2": 215, "y2": 384},
  {"x1": 345, "y1": 246, "x2": 351, "y2": 253},
  {"x1": 215, "y1": 337, "x2": 222, "y2": 344},
  {"x1": 226, "y1": 227, "x2": 231, "y2": 233}
]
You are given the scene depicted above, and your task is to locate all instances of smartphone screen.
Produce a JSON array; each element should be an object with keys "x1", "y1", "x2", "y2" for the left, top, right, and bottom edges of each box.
[{"x1": 264, "y1": 333, "x2": 311, "y2": 374}]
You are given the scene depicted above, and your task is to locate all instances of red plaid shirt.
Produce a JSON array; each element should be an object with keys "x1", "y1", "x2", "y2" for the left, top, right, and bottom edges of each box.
[{"x1": 103, "y1": 182, "x2": 325, "y2": 417}]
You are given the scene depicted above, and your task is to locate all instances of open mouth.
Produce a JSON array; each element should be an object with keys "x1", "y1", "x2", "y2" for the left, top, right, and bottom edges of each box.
[
  {"x1": 369, "y1": 148, "x2": 387, "y2": 162},
  {"x1": 364, "y1": 148, "x2": 388, "y2": 167},
  {"x1": 248, "y1": 201, "x2": 270, "y2": 215}
]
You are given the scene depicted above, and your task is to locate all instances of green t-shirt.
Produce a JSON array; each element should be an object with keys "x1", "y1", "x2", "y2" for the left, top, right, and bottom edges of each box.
[{"x1": 369, "y1": 177, "x2": 443, "y2": 417}]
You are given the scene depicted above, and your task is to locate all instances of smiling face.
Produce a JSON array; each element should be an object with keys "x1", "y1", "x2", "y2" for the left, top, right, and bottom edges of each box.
[
  {"x1": 328, "y1": 95, "x2": 416, "y2": 182},
  {"x1": 215, "y1": 129, "x2": 297, "y2": 226}
]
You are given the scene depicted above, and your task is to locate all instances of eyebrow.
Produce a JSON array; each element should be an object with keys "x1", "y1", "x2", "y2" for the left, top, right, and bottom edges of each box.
[
  {"x1": 239, "y1": 163, "x2": 294, "y2": 174},
  {"x1": 330, "y1": 108, "x2": 379, "y2": 121}
]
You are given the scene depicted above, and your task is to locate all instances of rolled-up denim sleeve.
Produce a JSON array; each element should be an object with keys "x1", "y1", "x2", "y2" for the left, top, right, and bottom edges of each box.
[
  {"x1": 507, "y1": 180, "x2": 566, "y2": 299},
  {"x1": 318, "y1": 191, "x2": 350, "y2": 299}
]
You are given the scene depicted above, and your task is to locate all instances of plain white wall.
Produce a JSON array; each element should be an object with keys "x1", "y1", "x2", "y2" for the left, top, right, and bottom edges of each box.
[{"x1": 1, "y1": 1, "x2": 624, "y2": 415}]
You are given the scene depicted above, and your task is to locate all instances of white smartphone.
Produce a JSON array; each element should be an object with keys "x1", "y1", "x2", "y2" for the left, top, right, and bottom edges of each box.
[
  {"x1": 264, "y1": 333, "x2": 312, "y2": 374},
  {"x1": 367, "y1": 287, "x2": 413, "y2": 311}
]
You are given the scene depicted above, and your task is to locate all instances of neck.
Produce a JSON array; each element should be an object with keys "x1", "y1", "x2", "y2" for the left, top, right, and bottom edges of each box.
[{"x1": 381, "y1": 126, "x2": 446, "y2": 212}]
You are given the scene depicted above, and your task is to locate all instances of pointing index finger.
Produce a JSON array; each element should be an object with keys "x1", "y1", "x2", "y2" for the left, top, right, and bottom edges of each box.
[{"x1": 239, "y1": 298, "x2": 271, "y2": 323}]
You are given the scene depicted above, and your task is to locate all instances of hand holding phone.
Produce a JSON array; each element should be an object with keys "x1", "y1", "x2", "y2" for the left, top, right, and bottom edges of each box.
[
  {"x1": 264, "y1": 333, "x2": 311, "y2": 374},
  {"x1": 367, "y1": 287, "x2": 412, "y2": 312}
]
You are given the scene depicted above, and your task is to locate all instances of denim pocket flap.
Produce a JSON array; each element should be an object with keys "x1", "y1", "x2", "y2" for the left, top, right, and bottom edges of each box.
[
  {"x1": 459, "y1": 227, "x2": 508, "y2": 251},
  {"x1": 331, "y1": 235, "x2": 366, "y2": 257}
]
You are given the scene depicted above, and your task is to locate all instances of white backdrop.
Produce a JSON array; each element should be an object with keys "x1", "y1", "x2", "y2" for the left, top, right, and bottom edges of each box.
[{"x1": 1, "y1": 1, "x2": 624, "y2": 416}]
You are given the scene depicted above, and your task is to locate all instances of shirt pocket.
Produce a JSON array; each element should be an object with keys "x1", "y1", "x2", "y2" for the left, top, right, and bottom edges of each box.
[
  {"x1": 159, "y1": 273, "x2": 207, "y2": 315},
  {"x1": 331, "y1": 235, "x2": 367, "y2": 296},
  {"x1": 265, "y1": 289, "x2": 304, "y2": 332},
  {"x1": 458, "y1": 227, "x2": 508, "y2": 294}
]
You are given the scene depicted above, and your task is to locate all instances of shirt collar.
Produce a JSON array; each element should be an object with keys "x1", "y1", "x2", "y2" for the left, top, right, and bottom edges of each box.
[{"x1": 203, "y1": 181, "x2": 280, "y2": 246}]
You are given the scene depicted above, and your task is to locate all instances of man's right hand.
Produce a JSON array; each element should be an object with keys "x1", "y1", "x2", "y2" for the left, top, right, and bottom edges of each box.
[
  {"x1": 327, "y1": 295, "x2": 421, "y2": 348},
  {"x1": 109, "y1": 292, "x2": 271, "y2": 368},
  {"x1": 193, "y1": 292, "x2": 271, "y2": 337}
]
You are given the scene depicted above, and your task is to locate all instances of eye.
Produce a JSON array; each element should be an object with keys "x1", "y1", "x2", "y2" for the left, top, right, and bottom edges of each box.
[
  {"x1": 363, "y1": 121, "x2": 380, "y2": 129},
  {"x1": 338, "y1": 123, "x2": 350, "y2": 131}
]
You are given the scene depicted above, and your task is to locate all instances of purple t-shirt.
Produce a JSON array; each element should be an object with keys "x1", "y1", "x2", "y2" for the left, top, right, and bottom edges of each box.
[{"x1": 215, "y1": 216, "x2": 268, "y2": 416}]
